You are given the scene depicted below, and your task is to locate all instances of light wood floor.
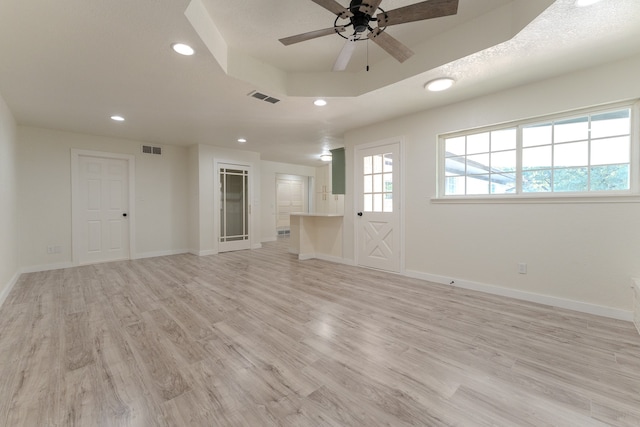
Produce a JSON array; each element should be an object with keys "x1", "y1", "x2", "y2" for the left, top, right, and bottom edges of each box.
[{"x1": 1, "y1": 239, "x2": 639, "y2": 426}]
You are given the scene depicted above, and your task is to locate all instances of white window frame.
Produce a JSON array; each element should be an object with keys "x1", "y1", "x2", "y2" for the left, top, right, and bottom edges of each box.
[{"x1": 436, "y1": 100, "x2": 640, "y2": 202}]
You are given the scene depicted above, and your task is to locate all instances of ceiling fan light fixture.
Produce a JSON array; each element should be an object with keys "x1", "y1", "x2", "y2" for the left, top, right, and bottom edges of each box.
[
  {"x1": 314, "y1": 99, "x2": 328, "y2": 107},
  {"x1": 110, "y1": 115, "x2": 125, "y2": 122},
  {"x1": 237, "y1": 138, "x2": 247, "y2": 143},
  {"x1": 320, "y1": 153, "x2": 332, "y2": 162},
  {"x1": 171, "y1": 43, "x2": 195, "y2": 56},
  {"x1": 425, "y1": 78, "x2": 455, "y2": 92}
]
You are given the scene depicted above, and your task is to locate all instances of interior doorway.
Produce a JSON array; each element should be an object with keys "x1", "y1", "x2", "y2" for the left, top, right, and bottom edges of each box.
[{"x1": 276, "y1": 174, "x2": 309, "y2": 236}]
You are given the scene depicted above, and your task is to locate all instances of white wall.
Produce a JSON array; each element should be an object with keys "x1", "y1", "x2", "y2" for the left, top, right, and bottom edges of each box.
[
  {"x1": 260, "y1": 160, "x2": 316, "y2": 242},
  {"x1": 344, "y1": 53, "x2": 640, "y2": 316},
  {"x1": 0, "y1": 91, "x2": 18, "y2": 303},
  {"x1": 194, "y1": 144, "x2": 262, "y2": 255},
  {"x1": 17, "y1": 127, "x2": 189, "y2": 270},
  {"x1": 187, "y1": 144, "x2": 201, "y2": 254}
]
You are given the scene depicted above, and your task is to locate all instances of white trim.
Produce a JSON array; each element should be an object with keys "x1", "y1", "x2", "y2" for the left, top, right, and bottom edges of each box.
[
  {"x1": 20, "y1": 262, "x2": 75, "y2": 274},
  {"x1": 297, "y1": 253, "x2": 354, "y2": 265},
  {"x1": 0, "y1": 271, "x2": 21, "y2": 308},
  {"x1": 406, "y1": 269, "x2": 633, "y2": 322},
  {"x1": 262, "y1": 237, "x2": 277, "y2": 243},
  {"x1": 315, "y1": 253, "x2": 353, "y2": 265},
  {"x1": 192, "y1": 249, "x2": 217, "y2": 257},
  {"x1": 71, "y1": 149, "x2": 136, "y2": 265},
  {"x1": 252, "y1": 243, "x2": 263, "y2": 249},
  {"x1": 431, "y1": 195, "x2": 640, "y2": 204},
  {"x1": 286, "y1": 250, "x2": 631, "y2": 321},
  {"x1": 632, "y1": 278, "x2": 640, "y2": 335},
  {"x1": 134, "y1": 249, "x2": 190, "y2": 260}
]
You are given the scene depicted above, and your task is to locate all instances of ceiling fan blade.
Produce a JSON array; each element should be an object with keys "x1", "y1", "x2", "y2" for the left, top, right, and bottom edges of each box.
[
  {"x1": 279, "y1": 26, "x2": 346, "y2": 46},
  {"x1": 367, "y1": 28, "x2": 414, "y2": 63},
  {"x1": 358, "y1": 0, "x2": 383, "y2": 16},
  {"x1": 377, "y1": 0, "x2": 459, "y2": 27},
  {"x1": 333, "y1": 36, "x2": 358, "y2": 71},
  {"x1": 311, "y1": 0, "x2": 354, "y2": 18}
]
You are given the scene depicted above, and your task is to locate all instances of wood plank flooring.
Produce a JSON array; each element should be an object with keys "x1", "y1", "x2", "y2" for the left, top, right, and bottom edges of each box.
[{"x1": 1, "y1": 238, "x2": 639, "y2": 426}]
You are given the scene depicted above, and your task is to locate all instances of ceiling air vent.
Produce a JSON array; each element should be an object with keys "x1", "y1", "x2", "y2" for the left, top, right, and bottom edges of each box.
[
  {"x1": 248, "y1": 90, "x2": 280, "y2": 104},
  {"x1": 141, "y1": 145, "x2": 162, "y2": 155}
]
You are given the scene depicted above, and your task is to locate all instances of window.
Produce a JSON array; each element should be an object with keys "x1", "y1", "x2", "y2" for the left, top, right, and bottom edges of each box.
[
  {"x1": 363, "y1": 153, "x2": 393, "y2": 212},
  {"x1": 439, "y1": 103, "x2": 636, "y2": 198}
]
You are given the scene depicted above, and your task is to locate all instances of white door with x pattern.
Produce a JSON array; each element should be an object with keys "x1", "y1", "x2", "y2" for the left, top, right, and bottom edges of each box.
[{"x1": 356, "y1": 141, "x2": 401, "y2": 272}]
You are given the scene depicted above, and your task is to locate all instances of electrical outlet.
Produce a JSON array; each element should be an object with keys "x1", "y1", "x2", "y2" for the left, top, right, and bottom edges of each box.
[
  {"x1": 518, "y1": 263, "x2": 527, "y2": 274},
  {"x1": 47, "y1": 245, "x2": 62, "y2": 254}
]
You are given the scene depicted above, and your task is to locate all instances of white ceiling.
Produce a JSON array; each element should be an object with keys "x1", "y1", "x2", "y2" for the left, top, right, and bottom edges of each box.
[{"x1": 1, "y1": 0, "x2": 639, "y2": 166}]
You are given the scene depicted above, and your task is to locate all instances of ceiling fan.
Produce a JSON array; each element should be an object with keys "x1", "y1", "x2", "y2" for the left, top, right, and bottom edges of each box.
[{"x1": 279, "y1": 0, "x2": 459, "y2": 71}]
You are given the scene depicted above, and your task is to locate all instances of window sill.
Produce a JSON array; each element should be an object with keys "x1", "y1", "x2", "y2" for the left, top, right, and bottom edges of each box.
[{"x1": 431, "y1": 194, "x2": 640, "y2": 204}]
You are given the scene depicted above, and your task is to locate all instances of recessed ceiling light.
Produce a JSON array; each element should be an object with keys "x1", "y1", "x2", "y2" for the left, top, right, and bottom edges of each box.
[
  {"x1": 237, "y1": 138, "x2": 247, "y2": 143},
  {"x1": 320, "y1": 153, "x2": 332, "y2": 162},
  {"x1": 425, "y1": 78, "x2": 455, "y2": 92},
  {"x1": 171, "y1": 43, "x2": 195, "y2": 56},
  {"x1": 575, "y1": 0, "x2": 602, "y2": 6},
  {"x1": 314, "y1": 99, "x2": 327, "y2": 107},
  {"x1": 110, "y1": 115, "x2": 125, "y2": 122}
]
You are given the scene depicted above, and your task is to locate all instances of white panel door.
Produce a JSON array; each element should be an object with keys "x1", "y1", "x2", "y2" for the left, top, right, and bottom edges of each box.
[
  {"x1": 77, "y1": 155, "x2": 130, "y2": 265},
  {"x1": 356, "y1": 142, "x2": 401, "y2": 272},
  {"x1": 276, "y1": 178, "x2": 305, "y2": 229}
]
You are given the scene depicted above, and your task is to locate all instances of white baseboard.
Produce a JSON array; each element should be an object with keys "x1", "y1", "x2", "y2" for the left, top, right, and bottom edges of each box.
[
  {"x1": 0, "y1": 271, "x2": 21, "y2": 309},
  {"x1": 134, "y1": 249, "x2": 189, "y2": 260},
  {"x1": 193, "y1": 249, "x2": 217, "y2": 256},
  {"x1": 632, "y1": 278, "x2": 640, "y2": 335},
  {"x1": 21, "y1": 262, "x2": 74, "y2": 274},
  {"x1": 296, "y1": 253, "x2": 355, "y2": 266},
  {"x1": 252, "y1": 243, "x2": 263, "y2": 250},
  {"x1": 261, "y1": 237, "x2": 277, "y2": 243},
  {"x1": 315, "y1": 254, "x2": 354, "y2": 266},
  {"x1": 406, "y1": 270, "x2": 633, "y2": 322}
]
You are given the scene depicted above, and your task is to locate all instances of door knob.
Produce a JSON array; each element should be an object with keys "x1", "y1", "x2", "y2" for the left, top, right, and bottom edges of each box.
[
  {"x1": 357, "y1": 212, "x2": 363, "y2": 216},
  {"x1": 122, "y1": 213, "x2": 128, "y2": 217}
]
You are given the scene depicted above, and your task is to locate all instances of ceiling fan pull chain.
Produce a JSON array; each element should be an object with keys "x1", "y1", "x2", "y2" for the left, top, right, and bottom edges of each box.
[{"x1": 366, "y1": 39, "x2": 370, "y2": 72}]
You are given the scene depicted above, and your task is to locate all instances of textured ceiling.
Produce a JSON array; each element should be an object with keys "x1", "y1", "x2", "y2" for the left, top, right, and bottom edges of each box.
[{"x1": 0, "y1": 0, "x2": 640, "y2": 166}]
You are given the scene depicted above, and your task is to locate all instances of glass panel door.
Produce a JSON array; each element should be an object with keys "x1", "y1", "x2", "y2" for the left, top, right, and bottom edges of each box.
[{"x1": 219, "y1": 166, "x2": 251, "y2": 252}]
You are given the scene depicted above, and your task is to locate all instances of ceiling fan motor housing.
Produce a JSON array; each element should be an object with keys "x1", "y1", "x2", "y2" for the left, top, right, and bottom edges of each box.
[{"x1": 349, "y1": 0, "x2": 372, "y2": 33}]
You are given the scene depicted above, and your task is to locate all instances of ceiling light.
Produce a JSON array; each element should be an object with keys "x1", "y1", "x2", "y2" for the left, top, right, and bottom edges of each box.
[
  {"x1": 237, "y1": 138, "x2": 247, "y2": 143},
  {"x1": 425, "y1": 78, "x2": 455, "y2": 92},
  {"x1": 575, "y1": 0, "x2": 602, "y2": 6},
  {"x1": 171, "y1": 43, "x2": 195, "y2": 56},
  {"x1": 320, "y1": 153, "x2": 332, "y2": 162},
  {"x1": 314, "y1": 99, "x2": 327, "y2": 107},
  {"x1": 110, "y1": 115, "x2": 125, "y2": 122}
]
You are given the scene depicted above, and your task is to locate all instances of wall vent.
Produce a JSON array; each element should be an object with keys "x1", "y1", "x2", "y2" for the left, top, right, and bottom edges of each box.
[
  {"x1": 248, "y1": 90, "x2": 280, "y2": 104},
  {"x1": 141, "y1": 145, "x2": 162, "y2": 155}
]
